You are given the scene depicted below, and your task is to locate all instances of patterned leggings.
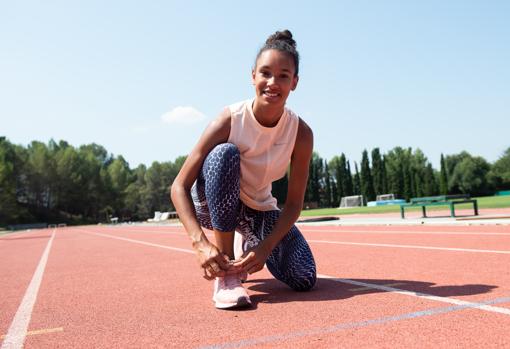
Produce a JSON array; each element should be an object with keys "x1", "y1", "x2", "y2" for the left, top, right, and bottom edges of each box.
[{"x1": 191, "y1": 143, "x2": 316, "y2": 291}]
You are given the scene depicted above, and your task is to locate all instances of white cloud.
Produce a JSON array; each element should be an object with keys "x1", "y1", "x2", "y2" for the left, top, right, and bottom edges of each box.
[{"x1": 161, "y1": 106, "x2": 206, "y2": 125}]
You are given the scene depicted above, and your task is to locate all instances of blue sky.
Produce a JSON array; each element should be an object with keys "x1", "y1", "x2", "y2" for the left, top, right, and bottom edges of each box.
[{"x1": 1, "y1": 1, "x2": 509, "y2": 169}]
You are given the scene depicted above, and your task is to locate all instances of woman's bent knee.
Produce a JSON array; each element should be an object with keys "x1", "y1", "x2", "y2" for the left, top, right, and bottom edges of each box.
[
  {"x1": 209, "y1": 143, "x2": 240, "y2": 162},
  {"x1": 290, "y1": 273, "x2": 317, "y2": 292}
]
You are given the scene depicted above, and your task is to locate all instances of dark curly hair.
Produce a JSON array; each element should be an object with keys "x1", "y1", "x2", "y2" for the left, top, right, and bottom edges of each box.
[{"x1": 255, "y1": 29, "x2": 300, "y2": 76}]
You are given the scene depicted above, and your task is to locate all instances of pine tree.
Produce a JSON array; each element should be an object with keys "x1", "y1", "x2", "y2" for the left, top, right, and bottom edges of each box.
[{"x1": 0, "y1": 138, "x2": 21, "y2": 224}]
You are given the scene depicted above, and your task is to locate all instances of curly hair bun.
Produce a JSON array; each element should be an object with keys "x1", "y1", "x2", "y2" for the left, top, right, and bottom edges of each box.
[
  {"x1": 266, "y1": 30, "x2": 296, "y2": 49},
  {"x1": 256, "y1": 29, "x2": 300, "y2": 76}
]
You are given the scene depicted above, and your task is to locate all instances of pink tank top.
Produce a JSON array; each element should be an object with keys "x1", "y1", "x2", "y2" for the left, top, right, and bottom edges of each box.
[{"x1": 228, "y1": 99, "x2": 300, "y2": 211}]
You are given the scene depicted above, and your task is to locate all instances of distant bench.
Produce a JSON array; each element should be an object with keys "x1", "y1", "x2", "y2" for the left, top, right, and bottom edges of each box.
[{"x1": 400, "y1": 195, "x2": 478, "y2": 219}]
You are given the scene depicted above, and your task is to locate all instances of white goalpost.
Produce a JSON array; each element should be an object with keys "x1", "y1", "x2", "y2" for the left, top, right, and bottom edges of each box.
[
  {"x1": 339, "y1": 195, "x2": 364, "y2": 208},
  {"x1": 376, "y1": 194, "x2": 395, "y2": 201}
]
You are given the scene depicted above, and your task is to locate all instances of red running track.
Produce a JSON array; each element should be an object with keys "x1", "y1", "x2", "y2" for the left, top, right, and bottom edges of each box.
[{"x1": 1, "y1": 223, "x2": 509, "y2": 348}]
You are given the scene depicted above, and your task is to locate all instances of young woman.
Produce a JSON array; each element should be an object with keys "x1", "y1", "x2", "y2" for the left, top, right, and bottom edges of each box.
[{"x1": 171, "y1": 30, "x2": 316, "y2": 309}]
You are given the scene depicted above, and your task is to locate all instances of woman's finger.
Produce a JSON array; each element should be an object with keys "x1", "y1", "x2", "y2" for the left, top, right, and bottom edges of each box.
[
  {"x1": 242, "y1": 260, "x2": 259, "y2": 274},
  {"x1": 247, "y1": 264, "x2": 262, "y2": 274},
  {"x1": 206, "y1": 265, "x2": 216, "y2": 279},
  {"x1": 214, "y1": 255, "x2": 231, "y2": 270},
  {"x1": 232, "y1": 252, "x2": 255, "y2": 268},
  {"x1": 203, "y1": 267, "x2": 214, "y2": 280},
  {"x1": 209, "y1": 262, "x2": 220, "y2": 273}
]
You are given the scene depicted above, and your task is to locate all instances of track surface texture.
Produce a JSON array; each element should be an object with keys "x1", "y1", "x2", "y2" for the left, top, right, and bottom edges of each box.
[{"x1": 1, "y1": 213, "x2": 509, "y2": 348}]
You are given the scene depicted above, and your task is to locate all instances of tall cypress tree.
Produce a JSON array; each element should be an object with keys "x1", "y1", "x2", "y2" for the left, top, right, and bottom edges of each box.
[
  {"x1": 305, "y1": 153, "x2": 317, "y2": 204},
  {"x1": 423, "y1": 163, "x2": 438, "y2": 196},
  {"x1": 382, "y1": 155, "x2": 388, "y2": 194},
  {"x1": 314, "y1": 154, "x2": 323, "y2": 205},
  {"x1": 324, "y1": 160, "x2": 332, "y2": 208},
  {"x1": 371, "y1": 148, "x2": 384, "y2": 196},
  {"x1": 439, "y1": 153, "x2": 448, "y2": 195},
  {"x1": 305, "y1": 152, "x2": 323, "y2": 206},
  {"x1": 338, "y1": 154, "x2": 347, "y2": 199},
  {"x1": 346, "y1": 160, "x2": 353, "y2": 196},
  {"x1": 360, "y1": 150, "x2": 376, "y2": 201},
  {"x1": 331, "y1": 178, "x2": 338, "y2": 207},
  {"x1": 353, "y1": 162, "x2": 361, "y2": 197},
  {"x1": 328, "y1": 156, "x2": 344, "y2": 206}
]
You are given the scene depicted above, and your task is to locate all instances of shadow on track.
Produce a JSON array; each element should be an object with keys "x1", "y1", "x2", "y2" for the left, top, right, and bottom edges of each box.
[{"x1": 245, "y1": 278, "x2": 498, "y2": 306}]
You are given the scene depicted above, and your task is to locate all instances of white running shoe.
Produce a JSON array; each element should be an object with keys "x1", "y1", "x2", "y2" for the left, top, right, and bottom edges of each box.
[{"x1": 213, "y1": 273, "x2": 251, "y2": 309}]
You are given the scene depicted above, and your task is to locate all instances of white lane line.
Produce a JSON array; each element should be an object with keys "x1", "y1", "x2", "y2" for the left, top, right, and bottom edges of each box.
[
  {"x1": 77, "y1": 228, "x2": 510, "y2": 316},
  {"x1": 349, "y1": 282, "x2": 406, "y2": 292},
  {"x1": 300, "y1": 228, "x2": 510, "y2": 236},
  {"x1": 317, "y1": 273, "x2": 510, "y2": 315},
  {"x1": 0, "y1": 231, "x2": 51, "y2": 240},
  {"x1": 108, "y1": 229, "x2": 187, "y2": 236},
  {"x1": 199, "y1": 296, "x2": 510, "y2": 349},
  {"x1": 1, "y1": 231, "x2": 56, "y2": 349},
  {"x1": 308, "y1": 239, "x2": 510, "y2": 254},
  {"x1": 77, "y1": 230, "x2": 194, "y2": 254},
  {"x1": 90, "y1": 227, "x2": 214, "y2": 240}
]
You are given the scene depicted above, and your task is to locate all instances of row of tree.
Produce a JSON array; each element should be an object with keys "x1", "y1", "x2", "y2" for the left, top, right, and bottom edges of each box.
[
  {"x1": 0, "y1": 138, "x2": 185, "y2": 225},
  {"x1": 1, "y1": 136, "x2": 509, "y2": 225},
  {"x1": 296, "y1": 147, "x2": 508, "y2": 208}
]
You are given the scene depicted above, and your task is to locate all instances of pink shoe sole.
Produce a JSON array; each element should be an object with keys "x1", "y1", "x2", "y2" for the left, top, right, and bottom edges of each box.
[{"x1": 213, "y1": 295, "x2": 252, "y2": 309}]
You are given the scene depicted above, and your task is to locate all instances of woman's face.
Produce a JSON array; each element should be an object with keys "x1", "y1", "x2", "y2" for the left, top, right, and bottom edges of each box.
[{"x1": 252, "y1": 49, "x2": 298, "y2": 109}]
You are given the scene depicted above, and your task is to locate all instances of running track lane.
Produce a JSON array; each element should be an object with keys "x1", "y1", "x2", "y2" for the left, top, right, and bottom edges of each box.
[
  {"x1": 1, "y1": 230, "x2": 55, "y2": 349},
  {"x1": 0, "y1": 230, "x2": 53, "y2": 340},
  {"x1": 4, "y1": 225, "x2": 510, "y2": 348}
]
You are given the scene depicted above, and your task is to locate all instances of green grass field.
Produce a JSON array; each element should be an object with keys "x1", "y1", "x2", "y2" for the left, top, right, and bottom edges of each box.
[{"x1": 300, "y1": 195, "x2": 510, "y2": 217}]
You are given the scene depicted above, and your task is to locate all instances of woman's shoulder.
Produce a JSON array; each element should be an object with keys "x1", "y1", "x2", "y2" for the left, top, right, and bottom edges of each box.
[
  {"x1": 296, "y1": 116, "x2": 313, "y2": 142},
  {"x1": 227, "y1": 99, "x2": 251, "y2": 117},
  {"x1": 284, "y1": 106, "x2": 312, "y2": 136}
]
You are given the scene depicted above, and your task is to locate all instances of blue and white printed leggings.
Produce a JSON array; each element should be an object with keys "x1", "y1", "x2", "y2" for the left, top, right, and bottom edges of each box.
[{"x1": 191, "y1": 143, "x2": 317, "y2": 291}]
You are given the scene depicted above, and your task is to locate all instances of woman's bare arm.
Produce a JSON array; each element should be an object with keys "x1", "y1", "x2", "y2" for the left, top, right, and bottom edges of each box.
[{"x1": 170, "y1": 107, "x2": 232, "y2": 278}]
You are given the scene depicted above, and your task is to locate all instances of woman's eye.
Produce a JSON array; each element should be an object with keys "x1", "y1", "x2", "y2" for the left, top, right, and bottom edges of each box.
[{"x1": 261, "y1": 71, "x2": 271, "y2": 78}]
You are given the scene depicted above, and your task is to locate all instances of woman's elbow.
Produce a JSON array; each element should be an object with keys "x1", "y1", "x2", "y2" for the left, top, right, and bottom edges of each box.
[
  {"x1": 170, "y1": 180, "x2": 185, "y2": 202},
  {"x1": 284, "y1": 201, "x2": 303, "y2": 217}
]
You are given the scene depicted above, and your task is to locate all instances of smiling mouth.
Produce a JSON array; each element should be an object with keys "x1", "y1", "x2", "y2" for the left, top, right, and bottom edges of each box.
[{"x1": 263, "y1": 91, "x2": 280, "y2": 98}]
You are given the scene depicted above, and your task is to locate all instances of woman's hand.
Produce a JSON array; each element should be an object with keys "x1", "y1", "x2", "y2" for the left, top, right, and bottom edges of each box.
[
  {"x1": 194, "y1": 241, "x2": 231, "y2": 280},
  {"x1": 233, "y1": 241, "x2": 272, "y2": 275}
]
